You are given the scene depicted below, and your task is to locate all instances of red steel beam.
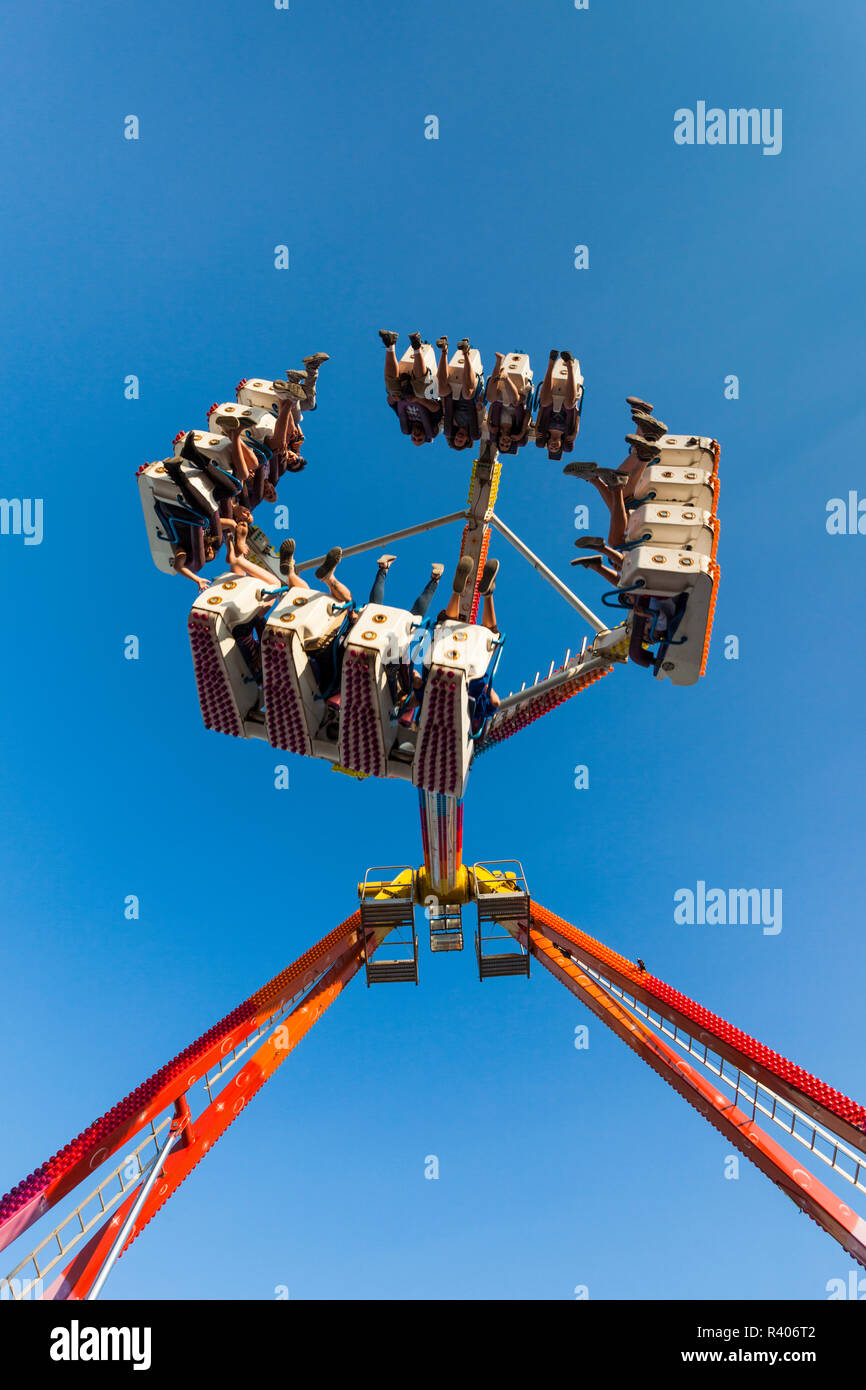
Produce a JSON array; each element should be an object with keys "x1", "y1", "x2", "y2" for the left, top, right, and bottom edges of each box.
[
  {"x1": 43, "y1": 932, "x2": 369, "y2": 1300},
  {"x1": 529, "y1": 926, "x2": 866, "y2": 1268},
  {"x1": 0, "y1": 911, "x2": 362, "y2": 1253},
  {"x1": 530, "y1": 901, "x2": 866, "y2": 1156}
]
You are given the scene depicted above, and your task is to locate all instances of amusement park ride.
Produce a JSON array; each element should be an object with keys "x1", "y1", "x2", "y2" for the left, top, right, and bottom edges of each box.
[{"x1": 2, "y1": 344, "x2": 864, "y2": 1301}]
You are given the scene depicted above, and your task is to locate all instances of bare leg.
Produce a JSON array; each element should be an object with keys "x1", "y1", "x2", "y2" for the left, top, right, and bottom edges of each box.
[
  {"x1": 620, "y1": 452, "x2": 647, "y2": 500},
  {"x1": 271, "y1": 397, "x2": 295, "y2": 454},
  {"x1": 444, "y1": 591, "x2": 461, "y2": 621},
  {"x1": 480, "y1": 593, "x2": 498, "y2": 632},
  {"x1": 607, "y1": 485, "x2": 628, "y2": 548},
  {"x1": 224, "y1": 530, "x2": 277, "y2": 586},
  {"x1": 411, "y1": 346, "x2": 426, "y2": 383},
  {"x1": 590, "y1": 478, "x2": 629, "y2": 549},
  {"x1": 539, "y1": 352, "x2": 556, "y2": 407},
  {"x1": 502, "y1": 373, "x2": 521, "y2": 405},
  {"x1": 229, "y1": 554, "x2": 281, "y2": 585},
  {"x1": 230, "y1": 429, "x2": 258, "y2": 482},
  {"x1": 288, "y1": 401, "x2": 305, "y2": 444},
  {"x1": 576, "y1": 532, "x2": 623, "y2": 568},
  {"x1": 485, "y1": 353, "x2": 504, "y2": 403},
  {"x1": 460, "y1": 346, "x2": 477, "y2": 400},
  {"x1": 579, "y1": 556, "x2": 621, "y2": 585},
  {"x1": 326, "y1": 576, "x2": 353, "y2": 605},
  {"x1": 437, "y1": 342, "x2": 451, "y2": 398},
  {"x1": 384, "y1": 345, "x2": 399, "y2": 386}
]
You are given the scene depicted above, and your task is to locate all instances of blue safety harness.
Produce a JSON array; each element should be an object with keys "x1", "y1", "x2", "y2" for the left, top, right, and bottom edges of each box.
[{"x1": 469, "y1": 633, "x2": 506, "y2": 740}]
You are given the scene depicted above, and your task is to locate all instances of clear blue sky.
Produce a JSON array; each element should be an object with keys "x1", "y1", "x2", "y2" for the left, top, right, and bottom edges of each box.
[{"x1": 1, "y1": 0, "x2": 865, "y2": 1300}]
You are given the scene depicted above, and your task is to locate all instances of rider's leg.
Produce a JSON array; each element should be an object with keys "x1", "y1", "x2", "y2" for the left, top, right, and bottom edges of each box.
[
  {"x1": 369, "y1": 554, "x2": 396, "y2": 605},
  {"x1": 539, "y1": 350, "x2": 557, "y2": 407},
  {"x1": 410, "y1": 564, "x2": 444, "y2": 619},
  {"x1": 444, "y1": 555, "x2": 474, "y2": 620},
  {"x1": 459, "y1": 340, "x2": 477, "y2": 399},
  {"x1": 436, "y1": 340, "x2": 451, "y2": 398}
]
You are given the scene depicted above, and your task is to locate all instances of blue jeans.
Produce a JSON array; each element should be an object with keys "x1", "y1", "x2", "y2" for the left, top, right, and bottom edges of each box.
[{"x1": 369, "y1": 567, "x2": 439, "y2": 618}]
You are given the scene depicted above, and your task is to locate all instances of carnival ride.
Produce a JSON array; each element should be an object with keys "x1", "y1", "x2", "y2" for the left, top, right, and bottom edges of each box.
[{"x1": 2, "y1": 345, "x2": 864, "y2": 1301}]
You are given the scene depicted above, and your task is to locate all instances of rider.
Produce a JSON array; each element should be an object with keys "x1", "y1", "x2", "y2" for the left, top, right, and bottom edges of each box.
[
  {"x1": 566, "y1": 396, "x2": 670, "y2": 568},
  {"x1": 436, "y1": 336, "x2": 482, "y2": 451},
  {"x1": 381, "y1": 330, "x2": 443, "y2": 445},
  {"x1": 535, "y1": 349, "x2": 581, "y2": 460},
  {"x1": 399, "y1": 557, "x2": 501, "y2": 729},
  {"x1": 485, "y1": 352, "x2": 532, "y2": 455}
]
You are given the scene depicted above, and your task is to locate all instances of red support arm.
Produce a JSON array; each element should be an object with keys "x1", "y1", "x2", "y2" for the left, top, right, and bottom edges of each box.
[
  {"x1": 0, "y1": 912, "x2": 362, "y2": 1254},
  {"x1": 43, "y1": 933, "x2": 369, "y2": 1300},
  {"x1": 529, "y1": 925, "x2": 866, "y2": 1268},
  {"x1": 530, "y1": 901, "x2": 866, "y2": 1154}
]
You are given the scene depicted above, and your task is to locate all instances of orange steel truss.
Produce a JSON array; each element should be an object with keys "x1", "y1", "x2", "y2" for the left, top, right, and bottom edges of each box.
[{"x1": 2, "y1": 896, "x2": 863, "y2": 1298}]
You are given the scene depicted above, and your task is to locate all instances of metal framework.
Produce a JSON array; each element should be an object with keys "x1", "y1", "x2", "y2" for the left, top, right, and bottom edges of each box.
[
  {"x1": 3, "y1": 876, "x2": 864, "y2": 1299},
  {"x1": 3, "y1": 363, "x2": 861, "y2": 1298}
]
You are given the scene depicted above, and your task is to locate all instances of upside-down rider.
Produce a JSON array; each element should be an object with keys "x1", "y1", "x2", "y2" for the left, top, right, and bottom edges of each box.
[
  {"x1": 381, "y1": 330, "x2": 443, "y2": 445},
  {"x1": 436, "y1": 335, "x2": 483, "y2": 451},
  {"x1": 535, "y1": 349, "x2": 581, "y2": 460},
  {"x1": 485, "y1": 352, "x2": 533, "y2": 455},
  {"x1": 567, "y1": 396, "x2": 669, "y2": 577},
  {"x1": 566, "y1": 397, "x2": 680, "y2": 670},
  {"x1": 399, "y1": 556, "x2": 502, "y2": 730}
]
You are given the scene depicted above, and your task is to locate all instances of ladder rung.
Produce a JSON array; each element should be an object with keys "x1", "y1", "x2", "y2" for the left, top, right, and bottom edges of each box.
[
  {"x1": 366, "y1": 960, "x2": 418, "y2": 984},
  {"x1": 478, "y1": 953, "x2": 530, "y2": 979}
]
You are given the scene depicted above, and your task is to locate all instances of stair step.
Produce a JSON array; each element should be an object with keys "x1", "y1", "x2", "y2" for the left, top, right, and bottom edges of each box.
[
  {"x1": 430, "y1": 931, "x2": 464, "y2": 953},
  {"x1": 478, "y1": 952, "x2": 530, "y2": 979},
  {"x1": 366, "y1": 959, "x2": 418, "y2": 984}
]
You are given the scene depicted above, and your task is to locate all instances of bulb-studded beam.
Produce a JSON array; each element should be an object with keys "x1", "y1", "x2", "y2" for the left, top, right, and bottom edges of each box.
[
  {"x1": 457, "y1": 449, "x2": 502, "y2": 622},
  {"x1": 474, "y1": 652, "x2": 615, "y2": 755},
  {"x1": 528, "y1": 902, "x2": 866, "y2": 1156},
  {"x1": 0, "y1": 912, "x2": 363, "y2": 1254},
  {"x1": 527, "y1": 924, "x2": 866, "y2": 1268},
  {"x1": 41, "y1": 930, "x2": 371, "y2": 1300}
]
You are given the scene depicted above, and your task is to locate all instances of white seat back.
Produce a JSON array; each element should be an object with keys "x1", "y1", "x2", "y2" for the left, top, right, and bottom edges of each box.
[{"x1": 188, "y1": 574, "x2": 267, "y2": 736}]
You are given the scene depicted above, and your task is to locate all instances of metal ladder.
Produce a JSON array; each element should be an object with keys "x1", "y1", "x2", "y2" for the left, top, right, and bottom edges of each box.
[
  {"x1": 429, "y1": 905, "x2": 464, "y2": 953},
  {"x1": 473, "y1": 860, "x2": 531, "y2": 980},
  {"x1": 359, "y1": 866, "x2": 419, "y2": 985}
]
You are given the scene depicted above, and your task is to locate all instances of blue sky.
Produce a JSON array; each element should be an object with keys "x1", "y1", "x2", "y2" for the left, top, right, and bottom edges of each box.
[{"x1": 1, "y1": 0, "x2": 865, "y2": 1300}]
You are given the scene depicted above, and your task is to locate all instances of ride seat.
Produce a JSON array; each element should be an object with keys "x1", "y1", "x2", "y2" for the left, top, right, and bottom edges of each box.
[
  {"x1": 653, "y1": 566, "x2": 718, "y2": 687},
  {"x1": 207, "y1": 402, "x2": 279, "y2": 442},
  {"x1": 632, "y1": 463, "x2": 717, "y2": 513},
  {"x1": 413, "y1": 620, "x2": 496, "y2": 797},
  {"x1": 397, "y1": 341, "x2": 437, "y2": 386},
  {"x1": 620, "y1": 544, "x2": 712, "y2": 596},
  {"x1": 446, "y1": 346, "x2": 484, "y2": 393},
  {"x1": 493, "y1": 352, "x2": 533, "y2": 399},
  {"x1": 188, "y1": 574, "x2": 270, "y2": 737},
  {"x1": 338, "y1": 605, "x2": 415, "y2": 778},
  {"x1": 650, "y1": 434, "x2": 717, "y2": 470},
  {"x1": 619, "y1": 543, "x2": 718, "y2": 689},
  {"x1": 262, "y1": 588, "x2": 343, "y2": 756},
  {"x1": 172, "y1": 429, "x2": 232, "y2": 467},
  {"x1": 236, "y1": 377, "x2": 294, "y2": 412},
  {"x1": 625, "y1": 502, "x2": 718, "y2": 559},
  {"x1": 549, "y1": 353, "x2": 583, "y2": 402},
  {"x1": 139, "y1": 463, "x2": 220, "y2": 573}
]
